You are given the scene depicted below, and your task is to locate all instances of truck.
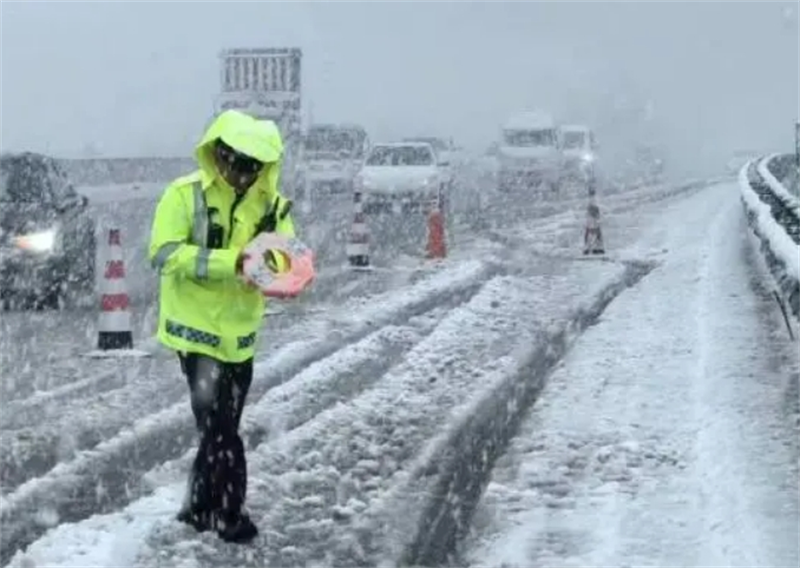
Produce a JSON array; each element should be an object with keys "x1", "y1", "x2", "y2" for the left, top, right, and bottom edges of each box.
[
  {"x1": 560, "y1": 124, "x2": 599, "y2": 191},
  {"x1": 299, "y1": 123, "x2": 369, "y2": 197},
  {"x1": 496, "y1": 111, "x2": 564, "y2": 195},
  {"x1": 214, "y1": 47, "x2": 303, "y2": 198}
]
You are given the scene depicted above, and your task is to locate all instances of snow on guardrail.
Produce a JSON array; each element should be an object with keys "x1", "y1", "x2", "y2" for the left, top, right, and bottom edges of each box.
[
  {"x1": 759, "y1": 154, "x2": 800, "y2": 210},
  {"x1": 738, "y1": 157, "x2": 799, "y2": 321}
]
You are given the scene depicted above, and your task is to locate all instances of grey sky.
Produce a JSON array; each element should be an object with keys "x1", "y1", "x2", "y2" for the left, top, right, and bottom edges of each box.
[{"x1": 1, "y1": 1, "x2": 797, "y2": 177}]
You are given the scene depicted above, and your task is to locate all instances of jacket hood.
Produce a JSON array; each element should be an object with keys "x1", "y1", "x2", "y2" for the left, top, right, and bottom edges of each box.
[{"x1": 195, "y1": 110, "x2": 284, "y2": 193}]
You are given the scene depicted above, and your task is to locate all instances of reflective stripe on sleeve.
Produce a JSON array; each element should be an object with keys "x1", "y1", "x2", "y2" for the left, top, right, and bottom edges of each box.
[
  {"x1": 191, "y1": 181, "x2": 208, "y2": 247},
  {"x1": 151, "y1": 242, "x2": 182, "y2": 271},
  {"x1": 196, "y1": 247, "x2": 211, "y2": 280}
]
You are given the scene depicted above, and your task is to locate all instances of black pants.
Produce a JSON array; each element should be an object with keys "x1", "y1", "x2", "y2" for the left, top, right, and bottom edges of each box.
[{"x1": 178, "y1": 352, "x2": 253, "y2": 523}]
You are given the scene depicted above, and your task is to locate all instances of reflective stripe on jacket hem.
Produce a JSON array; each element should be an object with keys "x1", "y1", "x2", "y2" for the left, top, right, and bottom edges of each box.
[
  {"x1": 165, "y1": 319, "x2": 256, "y2": 351},
  {"x1": 165, "y1": 320, "x2": 221, "y2": 348},
  {"x1": 237, "y1": 333, "x2": 256, "y2": 350}
]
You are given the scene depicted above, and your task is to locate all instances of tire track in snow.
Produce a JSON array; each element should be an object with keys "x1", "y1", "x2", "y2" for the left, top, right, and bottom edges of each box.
[
  {"x1": 130, "y1": 272, "x2": 544, "y2": 568},
  {"x1": 1, "y1": 302, "x2": 468, "y2": 568},
  {"x1": 0, "y1": 261, "x2": 433, "y2": 498},
  {"x1": 242, "y1": 306, "x2": 455, "y2": 448},
  {"x1": 0, "y1": 260, "x2": 494, "y2": 566},
  {"x1": 126, "y1": 261, "x2": 641, "y2": 568},
  {"x1": 398, "y1": 260, "x2": 655, "y2": 567},
  {"x1": 140, "y1": 304, "x2": 462, "y2": 490}
]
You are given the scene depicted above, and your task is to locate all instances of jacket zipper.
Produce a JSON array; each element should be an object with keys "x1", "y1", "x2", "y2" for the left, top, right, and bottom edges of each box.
[{"x1": 228, "y1": 193, "x2": 244, "y2": 245}]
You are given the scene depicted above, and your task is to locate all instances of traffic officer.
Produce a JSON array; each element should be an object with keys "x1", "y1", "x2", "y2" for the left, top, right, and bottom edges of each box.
[{"x1": 148, "y1": 109, "x2": 295, "y2": 543}]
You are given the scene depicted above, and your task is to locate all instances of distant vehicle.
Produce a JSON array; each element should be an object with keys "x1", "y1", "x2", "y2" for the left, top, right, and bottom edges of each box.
[
  {"x1": 403, "y1": 136, "x2": 458, "y2": 190},
  {"x1": 0, "y1": 152, "x2": 96, "y2": 309},
  {"x1": 632, "y1": 145, "x2": 666, "y2": 184},
  {"x1": 497, "y1": 111, "x2": 564, "y2": 194},
  {"x1": 560, "y1": 124, "x2": 598, "y2": 183},
  {"x1": 354, "y1": 142, "x2": 449, "y2": 215},
  {"x1": 299, "y1": 124, "x2": 369, "y2": 195}
]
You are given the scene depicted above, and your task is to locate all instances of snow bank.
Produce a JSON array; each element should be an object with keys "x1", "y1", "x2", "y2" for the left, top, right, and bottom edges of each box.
[{"x1": 738, "y1": 161, "x2": 800, "y2": 320}]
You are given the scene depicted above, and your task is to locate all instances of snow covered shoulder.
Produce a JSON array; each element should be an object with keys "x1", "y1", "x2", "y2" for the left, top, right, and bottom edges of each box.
[{"x1": 465, "y1": 183, "x2": 799, "y2": 568}]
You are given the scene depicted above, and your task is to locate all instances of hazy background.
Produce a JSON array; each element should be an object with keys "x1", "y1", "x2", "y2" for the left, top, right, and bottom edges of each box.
[{"x1": 1, "y1": 1, "x2": 798, "y2": 179}]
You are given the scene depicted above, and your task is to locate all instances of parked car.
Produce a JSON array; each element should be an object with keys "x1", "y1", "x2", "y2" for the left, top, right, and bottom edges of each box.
[
  {"x1": 0, "y1": 152, "x2": 96, "y2": 309},
  {"x1": 354, "y1": 142, "x2": 450, "y2": 215}
]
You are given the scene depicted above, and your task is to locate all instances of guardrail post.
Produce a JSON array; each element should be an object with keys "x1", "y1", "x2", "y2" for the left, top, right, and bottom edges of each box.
[{"x1": 795, "y1": 122, "x2": 800, "y2": 168}]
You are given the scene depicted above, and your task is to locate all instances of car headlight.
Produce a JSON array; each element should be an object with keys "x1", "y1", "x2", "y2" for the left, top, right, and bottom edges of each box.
[
  {"x1": 581, "y1": 153, "x2": 595, "y2": 163},
  {"x1": 14, "y1": 228, "x2": 58, "y2": 253}
]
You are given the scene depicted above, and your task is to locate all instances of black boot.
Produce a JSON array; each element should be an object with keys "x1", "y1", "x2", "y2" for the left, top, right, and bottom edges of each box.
[
  {"x1": 214, "y1": 511, "x2": 259, "y2": 544},
  {"x1": 176, "y1": 508, "x2": 211, "y2": 533}
]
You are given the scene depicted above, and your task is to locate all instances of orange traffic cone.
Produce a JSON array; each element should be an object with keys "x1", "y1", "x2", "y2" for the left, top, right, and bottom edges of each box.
[
  {"x1": 426, "y1": 195, "x2": 447, "y2": 260},
  {"x1": 86, "y1": 229, "x2": 149, "y2": 358},
  {"x1": 347, "y1": 190, "x2": 371, "y2": 269}
]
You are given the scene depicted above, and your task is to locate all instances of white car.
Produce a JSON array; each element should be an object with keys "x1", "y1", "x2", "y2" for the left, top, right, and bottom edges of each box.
[
  {"x1": 497, "y1": 111, "x2": 564, "y2": 194},
  {"x1": 403, "y1": 137, "x2": 457, "y2": 190},
  {"x1": 355, "y1": 142, "x2": 449, "y2": 215}
]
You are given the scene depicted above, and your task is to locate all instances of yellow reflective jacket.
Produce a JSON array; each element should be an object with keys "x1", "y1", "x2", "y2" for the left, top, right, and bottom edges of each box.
[{"x1": 148, "y1": 110, "x2": 295, "y2": 363}]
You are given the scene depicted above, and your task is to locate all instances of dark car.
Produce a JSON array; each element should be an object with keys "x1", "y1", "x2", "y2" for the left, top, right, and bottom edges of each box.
[{"x1": 0, "y1": 152, "x2": 96, "y2": 309}]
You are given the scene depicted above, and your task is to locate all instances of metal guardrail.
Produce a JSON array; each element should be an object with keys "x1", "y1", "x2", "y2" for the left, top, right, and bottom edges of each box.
[
  {"x1": 739, "y1": 156, "x2": 799, "y2": 322},
  {"x1": 766, "y1": 153, "x2": 800, "y2": 199}
]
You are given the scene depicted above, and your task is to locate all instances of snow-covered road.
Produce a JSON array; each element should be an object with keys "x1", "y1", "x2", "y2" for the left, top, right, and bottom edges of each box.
[
  {"x1": 3, "y1": 176, "x2": 754, "y2": 568},
  {"x1": 465, "y1": 184, "x2": 799, "y2": 568}
]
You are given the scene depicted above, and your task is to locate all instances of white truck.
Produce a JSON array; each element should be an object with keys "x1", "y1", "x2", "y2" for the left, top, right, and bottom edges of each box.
[
  {"x1": 497, "y1": 111, "x2": 564, "y2": 194},
  {"x1": 560, "y1": 124, "x2": 599, "y2": 188},
  {"x1": 214, "y1": 47, "x2": 303, "y2": 198},
  {"x1": 299, "y1": 123, "x2": 369, "y2": 196}
]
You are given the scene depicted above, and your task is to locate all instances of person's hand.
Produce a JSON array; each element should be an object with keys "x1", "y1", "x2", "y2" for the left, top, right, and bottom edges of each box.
[{"x1": 235, "y1": 252, "x2": 250, "y2": 275}]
